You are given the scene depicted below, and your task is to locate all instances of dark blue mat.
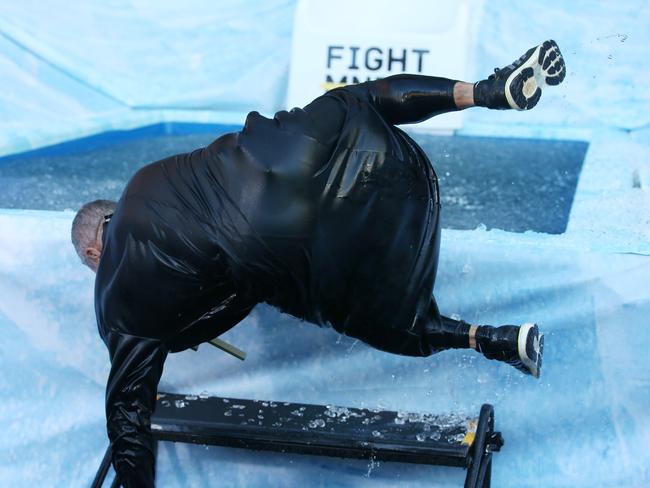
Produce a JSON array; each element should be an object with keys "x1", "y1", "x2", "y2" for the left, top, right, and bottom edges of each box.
[
  {"x1": 0, "y1": 123, "x2": 587, "y2": 234},
  {"x1": 412, "y1": 133, "x2": 588, "y2": 234}
]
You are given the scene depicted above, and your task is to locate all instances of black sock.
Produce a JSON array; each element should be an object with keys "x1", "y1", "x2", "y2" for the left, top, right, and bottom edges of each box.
[{"x1": 473, "y1": 80, "x2": 489, "y2": 108}]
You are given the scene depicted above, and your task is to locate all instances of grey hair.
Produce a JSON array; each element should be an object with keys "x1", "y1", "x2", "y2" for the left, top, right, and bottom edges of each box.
[{"x1": 71, "y1": 199, "x2": 116, "y2": 266}]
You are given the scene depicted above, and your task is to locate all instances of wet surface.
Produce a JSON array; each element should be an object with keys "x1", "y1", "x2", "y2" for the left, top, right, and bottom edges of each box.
[
  {"x1": 154, "y1": 392, "x2": 472, "y2": 447},
  {"x1": 414, "y1": 133, "x2": 588, "y2": 234}
]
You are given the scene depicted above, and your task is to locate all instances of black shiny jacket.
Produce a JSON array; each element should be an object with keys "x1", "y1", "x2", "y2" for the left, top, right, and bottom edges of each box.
[{"x1": 94, "y1": 74, "x2": 457, "y2": 486}]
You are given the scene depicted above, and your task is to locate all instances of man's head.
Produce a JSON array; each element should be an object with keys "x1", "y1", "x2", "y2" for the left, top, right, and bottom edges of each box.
[{"x1": 71, "y1": 199, "x2": 116, "y2": 272}]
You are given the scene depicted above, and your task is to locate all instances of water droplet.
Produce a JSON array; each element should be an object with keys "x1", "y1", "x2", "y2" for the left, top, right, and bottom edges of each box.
[
  {"x1": 416, "y1": 433, "x2": 426, "y2": 442},
  {"x1": 372, "y1": 430, "x2": 382, "y2": 438},
  {"x1": 308, "y1": 419, "x2": 326, "y2": 428},
  {"x1": 161, "y1": 400, "x2": 170, "y2": 407},
  {"x1": 324, "y1": 405, "x2": 352, "y2": 419},
  {"x1": 365, "y1": 455, "x2": 379, "y2": 477},
  {"x1": 174, "y1": 400, "x2": 186, "y2": 409},
  {"x1": 223, "y1": 410, "x2": 233, "y2": 417}
]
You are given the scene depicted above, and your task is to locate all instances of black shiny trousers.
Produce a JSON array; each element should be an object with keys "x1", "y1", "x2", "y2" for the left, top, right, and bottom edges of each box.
[
  {"x1": 343, "y1": 75, "x2": 477, "y2": 358},
  {"x1": 345, "y1": 297, "x2": 474, "y2": 358}
]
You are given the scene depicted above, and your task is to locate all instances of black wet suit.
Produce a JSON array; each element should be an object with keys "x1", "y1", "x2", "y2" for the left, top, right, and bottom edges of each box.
[{"x1": 95, "y1": 74, "x2": 470, "y2": 487}]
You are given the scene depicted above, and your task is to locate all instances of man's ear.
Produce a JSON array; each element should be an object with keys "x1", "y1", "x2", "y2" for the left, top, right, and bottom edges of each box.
[{"x1": 85, "y1": 247, "x2": 101, "y2": 262}]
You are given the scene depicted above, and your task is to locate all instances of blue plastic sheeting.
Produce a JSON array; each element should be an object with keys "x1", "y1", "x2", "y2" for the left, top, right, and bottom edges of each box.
[
  {"x1": 0, "y1": 1, "x2": 294, "y2": 109},
  {"x1": 1, "y1": 209, "x2": 649, "y2": 487},
  {"x1": 0, "y1": 0, "x2": 296, "y2": 156},
  {"x1": 463, "y1": 2, "x2": 650, "y2": 133}
]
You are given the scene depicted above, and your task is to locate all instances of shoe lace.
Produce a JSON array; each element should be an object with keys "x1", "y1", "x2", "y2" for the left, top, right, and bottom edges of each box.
[{"x1": 488, "y1": 49, "x2": 529, "y2": 80}]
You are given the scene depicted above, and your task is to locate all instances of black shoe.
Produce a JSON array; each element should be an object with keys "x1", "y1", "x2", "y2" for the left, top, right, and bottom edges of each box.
[
  {"x1": 474, "y1": 40, "x2": 566, "y2": 110},
  {"x1": 476, "y1": 323, "x2": 544, "y2": 378}
]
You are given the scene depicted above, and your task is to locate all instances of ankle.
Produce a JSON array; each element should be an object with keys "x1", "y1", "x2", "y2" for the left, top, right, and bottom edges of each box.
[
  {"x1": 468, "y1": 324, "x2": 478, "y2": 350},
  {"x1": 453, "y1": 82, "x2": 476, "y2": 109}
]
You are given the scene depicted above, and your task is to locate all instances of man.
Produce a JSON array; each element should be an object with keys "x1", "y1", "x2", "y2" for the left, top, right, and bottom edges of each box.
[{"x1": 72, "y1": 40, "x2": 565, "y2": 487}]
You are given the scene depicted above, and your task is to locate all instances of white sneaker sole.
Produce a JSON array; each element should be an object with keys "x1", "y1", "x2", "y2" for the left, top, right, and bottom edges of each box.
[
  {"x1": 517, "y1": 322, "x2": 543, "y2": 378},
  {"x1": 505, "y1": 40, "x2": 566, "y2": 110}
]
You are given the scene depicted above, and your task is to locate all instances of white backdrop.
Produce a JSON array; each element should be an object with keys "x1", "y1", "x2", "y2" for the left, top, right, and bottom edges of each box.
[{"x1": 286, "y1": 0, "x2": 471, "y2": 132}]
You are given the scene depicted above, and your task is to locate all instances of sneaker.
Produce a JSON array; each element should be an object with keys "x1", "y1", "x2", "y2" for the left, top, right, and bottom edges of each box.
[
  {"x1": 516, "y1": 323, "x2": 544, "y2": 378},
  {"x1": 475, "y1": 323, "x2": 544, "y2": 378},
  {"x1": 474, "y1": 40, "x2": 566, "y2": 110}
]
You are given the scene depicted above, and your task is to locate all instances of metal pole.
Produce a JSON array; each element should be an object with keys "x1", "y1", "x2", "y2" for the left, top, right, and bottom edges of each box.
[{"x1": 90, "y1": 446, "x2": 112, "y2": 488}]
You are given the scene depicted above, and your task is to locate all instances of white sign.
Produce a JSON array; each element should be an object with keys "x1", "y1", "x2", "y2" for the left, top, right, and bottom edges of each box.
[{"x1": 286, "y1": 0, "x2": 471, "y2": 133}]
